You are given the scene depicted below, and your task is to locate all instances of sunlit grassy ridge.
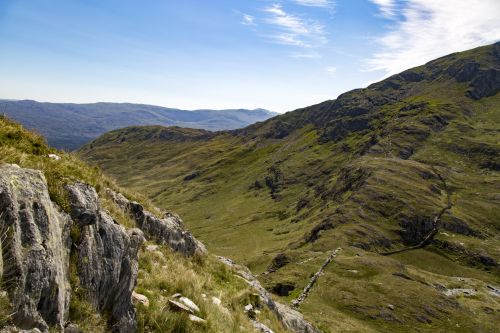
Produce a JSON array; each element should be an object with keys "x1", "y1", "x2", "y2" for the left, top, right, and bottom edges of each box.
[
  {"x1": 82, "y1": 43, "x2": 500, "y2": 332},
  {"x1": 0, "y1": 115, "x2": 288, "y2": 332}
]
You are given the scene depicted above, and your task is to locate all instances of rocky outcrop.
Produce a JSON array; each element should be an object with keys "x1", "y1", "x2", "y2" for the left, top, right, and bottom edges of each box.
[
  {"x1": 66, "y1": 183, "x2": 144, "y2": 333},
  {"x1": 106, "y1": 189, "x2": 205, "y2": 256},
  {"x1": 271, "y1": 283, "x2": 295, "y2": 297},
  {"x1": 466, "y1": 69, "x2": 500, "y2": 100},
  {"x1": 433, "y1": 240, "x2": 498, "y2": 268},
  {"x1": 447, "y1": 60, "x2": 480, "y2": 82},
  {"x1": 0, "y1": 164, "x2": 71, "y2": 332},
  {"x1": 399, "y1": 214, "x2": 435, "y2": 244},
  {"x1": 217, "y1": 256, "x2": 321, "y2": 333},
  {"x1": 265, "y1": 253, "x2": 290, "y2": 274}
]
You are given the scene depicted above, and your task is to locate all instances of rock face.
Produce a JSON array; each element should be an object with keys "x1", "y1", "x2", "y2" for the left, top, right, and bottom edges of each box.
[
  {"x1": 466, "y1": 69, "x2": 500, "y2": 100},
  {"x1": 66, "y1": 183, "x2": 144, "y2": 333},
  {"x1": 399, "y1": 214, "x2": 435, "y2": 244},
  {"x1": 106, "y1": 189, "x2": 205, "y2": 256},
  {"x1": 0, "y1": 164, "x2": 71, "y2": 332},
  {"x1": 217, "y1": 256, "x2": 320, "y2": 333}
]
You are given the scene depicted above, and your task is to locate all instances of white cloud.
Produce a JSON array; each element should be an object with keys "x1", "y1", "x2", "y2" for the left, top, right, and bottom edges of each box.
[
  {"x1": 370, "y1": 0, "x2": 397, "y2": 18},
  {"x1": 241, "y1": 14, "x2": 256, "y2": 26},
  {"x1": 326, "y1": 66, "x2": 337, "y2": 76},
  {"x1": 291, "y1": 52, "x2": 322, "y2": 59},
  {"x1": 264, "y1": 3, "x2": 327, "y2": 48},
  {"x1": 292, "y1": 0, "x2": 334, "y2": 8},
  {"x1": 265, "y1": 4, "x2": 310, "y2": 35},
  {"x1": 369, "y1": 0, "x2": 500, "y2": 76}
]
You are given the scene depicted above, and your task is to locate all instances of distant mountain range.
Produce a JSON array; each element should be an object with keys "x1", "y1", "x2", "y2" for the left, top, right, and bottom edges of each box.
[{"x1": 0, "y1": 99, "x2": 277, "y2": 150}]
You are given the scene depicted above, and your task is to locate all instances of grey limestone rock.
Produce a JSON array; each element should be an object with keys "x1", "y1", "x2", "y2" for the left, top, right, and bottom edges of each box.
[
  {"x1": 0, "y1": 164, "x2": 71, "y2": 332},
  {"x1": 66, "y1": 183, "x2": 144, "y2": 333},
  {"x1": 106, "y1": 189, "x2": 206, "y2": 256},
  {"x1": 217, "y1": 256, "x2": 321, "y2": 333}
]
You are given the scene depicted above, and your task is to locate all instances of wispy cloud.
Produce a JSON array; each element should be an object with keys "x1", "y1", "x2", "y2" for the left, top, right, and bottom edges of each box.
[
  {"x1": 291, "y1": 52, "x2": 322, "y2": 59},
  {"x1": 241, "y1": 14, "x2": 256, "y2": 26},
  {"x1": 326, "y1": 66, "x2": 337, "y2": 76},
  {"x1": 292, "y1": 0, "x2": 334, "y2": 8},
  {"x1": 369, "y1": 0, "x2": 500, "y2": 76},
  {"x1": 369, "y1": 0, "x2": 397, "y2": 18},
  {"x1": 263, "y1": 3, "x2": 327, "y2": 48}
]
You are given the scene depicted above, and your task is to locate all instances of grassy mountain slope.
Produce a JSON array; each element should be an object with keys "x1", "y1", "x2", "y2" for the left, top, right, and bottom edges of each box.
[
  {"x1": 0, "y1": 115, "x2": 289, "y2": 333},
  {"x1": 0, "y1": 99, "x2": 276, "y2": 150},
  {"x1": 81, "y1": 42, "x2": 500, "y2": 332}
]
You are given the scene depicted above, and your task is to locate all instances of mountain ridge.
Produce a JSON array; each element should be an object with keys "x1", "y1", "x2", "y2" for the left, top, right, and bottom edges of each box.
[
  {"x1": 81, "y1": 42, "x2": 500, "y2": 332},
  {"x1": 0, "y1": 99, "x2": 277, "y2": 150}
]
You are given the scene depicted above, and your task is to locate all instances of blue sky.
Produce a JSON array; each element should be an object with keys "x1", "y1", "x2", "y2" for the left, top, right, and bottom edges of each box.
[{"x1": 1, "y1": 0, "x2": 499, "y2": 113}]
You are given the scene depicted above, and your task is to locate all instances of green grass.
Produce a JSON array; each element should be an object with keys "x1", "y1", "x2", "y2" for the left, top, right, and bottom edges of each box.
[
  {"x1": 135, "y1": 243, "x2": 287, "y2": 333},
  {"x1": 82, "y1": 43, "x2": 500, "y2": 332}
]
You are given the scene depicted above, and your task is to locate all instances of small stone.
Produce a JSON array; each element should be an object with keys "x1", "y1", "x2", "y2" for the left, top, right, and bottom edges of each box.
[
  {"x1": 244, "y1": 303, "x2": 257, "y2": 319},
  {"x1": 211, "y1": 296, "x2": 221, "y2": 306},
  {"x1": 201, "y1": 293, "x2": 207, "y2": 299},
  {"x1": 132, "y1": 291, "x2": 150, "y2": 307},
  {"x1": 48, "y1": 153, "x2": 61, "y2": 160},
  {"x1": 168, "y1": 299, "x2": 194, "y2": 313},
  {"x1": 146, "y1": 244, "x2": 159, "y2": 252},
  {"x1": 179, "y1": 296, "x2": 200, "y2": 313},
  {"x1": 387, "y1": 304, "x2": 395, "y2": 311},
  {"x1": 188, "y1": 314, "x2": 207, "y2": 324},
  {"x1": 64, "y1": 323, "x2": 82, "y2": 333},
  {"x1": 171, "y1": 293, "x2": 182, "y2": 298},
  {"x1": 347, "y1": 270, "x2": 359, "y2": 274}
]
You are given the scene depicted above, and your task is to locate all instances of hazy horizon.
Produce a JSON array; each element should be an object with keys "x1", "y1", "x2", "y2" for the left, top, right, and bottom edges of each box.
[{"x1": 1, "y1": 0, "x2": 500, "y2": 113}]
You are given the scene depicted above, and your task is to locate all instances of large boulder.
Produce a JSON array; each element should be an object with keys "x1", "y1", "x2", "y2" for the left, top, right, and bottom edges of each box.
[
  {"x1": 66, "y1": 183, "x2": 144, "y2": 333},
  {"x1": 0, "y1": 164, "x2": 71, "y2": 332},
  {"x1": 106, "y1": 189, "x2": 206, "y2": 256}
]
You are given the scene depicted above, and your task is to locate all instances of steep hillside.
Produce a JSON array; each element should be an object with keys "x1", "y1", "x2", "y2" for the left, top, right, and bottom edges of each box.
[
  {"x1": 0, "y1": 100, "x2": 276, "y2": 150},
  {"x1": 82, "y1": 42, "x2": 500, "y2": 332},
  {"x1": 0, "y1": 116, "x2": 305, "y2": 333}
]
